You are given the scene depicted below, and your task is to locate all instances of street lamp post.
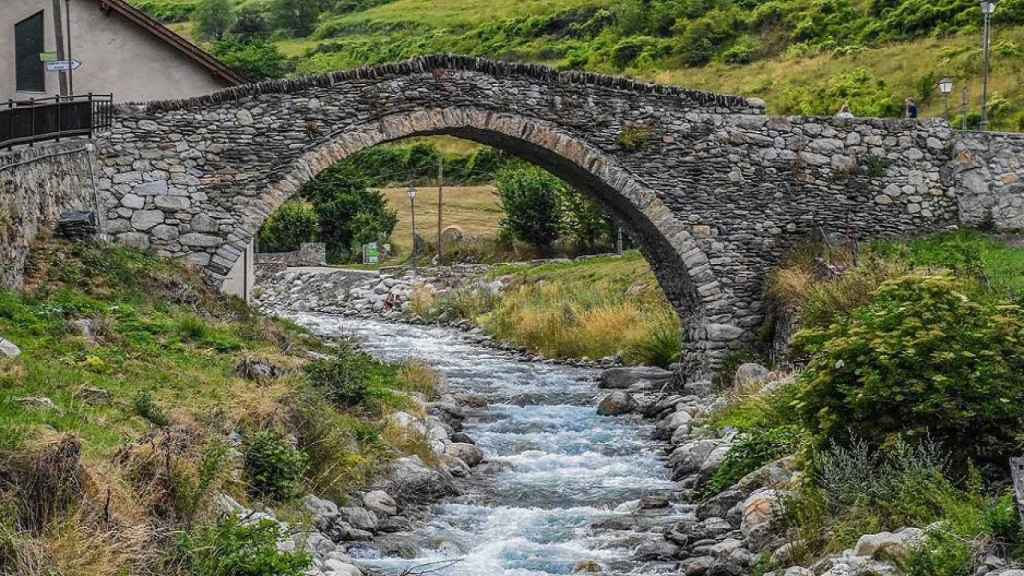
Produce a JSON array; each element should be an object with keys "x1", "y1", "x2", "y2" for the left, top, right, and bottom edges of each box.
[
  {"x1": 980, "y1": 0, "x2": 998, "y2": 130},
  {"x1": 408, "y1": 185, "x2": 417, "y2": 276},
  {"x1": 938, "y1": 77, "x2": 954, "y2": 121}
]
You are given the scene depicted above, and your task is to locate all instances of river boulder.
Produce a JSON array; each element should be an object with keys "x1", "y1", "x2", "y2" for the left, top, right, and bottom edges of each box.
[
  {"x1": 339, "y1": 506, "x2": 378, "y2": 532},
  {"x1": 380, "y1": 456, "x2": 459, "y2": 507},
  {"x1": 599, "y1": 366, "x2": 673, "y2": 389},
  {"x1": 362, "y1": 490, "x2": 398, "y2": 516},
  {"x1": 597, "y1": 391, "x2": 638, "y2": 415},
  {"x1": 447, "y1": 442, "x2": 484, "y2": 467}
]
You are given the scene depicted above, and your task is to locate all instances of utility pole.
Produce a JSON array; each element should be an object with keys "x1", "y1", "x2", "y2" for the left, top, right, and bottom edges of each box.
[
  {"x1": 51, "y1": 0, "x2": 68, "y2": 96},
  {"x1": 980, "y1": 0, "x2": 999, "y2": 130},
  {"x1": 961, "y1": 86, "x2": 969, "y2": 130},
  {"x1": 408, "y1": 185, "x2": 417, "y2": 276},
  {"x1": 66, "y1": 0, "x2": 73, "y2": 95},
  {"x1": 436, "y1": 158, "x2": 444, "y2": 264}
]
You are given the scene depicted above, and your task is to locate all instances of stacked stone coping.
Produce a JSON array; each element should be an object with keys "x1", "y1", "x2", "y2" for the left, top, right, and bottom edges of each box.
[
  {"x1": 87, "y1": 54, "x2": 1024, "y2": 378},
  {"x1": 128, "y1": 54, "x2": 765, "y2": 115}
]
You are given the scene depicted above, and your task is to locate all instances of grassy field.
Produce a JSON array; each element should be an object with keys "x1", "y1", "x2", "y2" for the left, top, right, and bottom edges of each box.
[
  {"x1": 0, "y1": 240, "x2": 442, "y2": 575},
  {"x1": 410, "y1": 251, "x2": 683, "y2": 366},
  {"x1": 139, "y1": 0, "x2": 1024, "y2": 128},
  {"x1": 381, "y1": 184, "x2": 503, "y2": 258}
]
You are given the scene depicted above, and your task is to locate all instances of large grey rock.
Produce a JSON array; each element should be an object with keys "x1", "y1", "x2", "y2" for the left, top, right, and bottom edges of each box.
[
  {"x1": 597, "y1": 391, "x2": 638, "y2": 415},
  {"x1": 362, "y1": 490, "x2": 398, "y2": 516},
  {"x1": 853, "y1": 527, "x2": 924, "y2": 561},
  {"x1": 733, "y1": 362, "x2": 770, "y2": 388},
  {"x1": 381, "y1": 456, "x2": 459, "y2": 506},
  {"x1": 599, "y1": 366, "x2": 673, "y2": 389},
  {"x1": 739, "y1": 488, "x2": 787, "y2": 551},
  {"x1": 338, "y1": 506, "x2": 378, "y2": 532},
  {"x1": 633, "y1": 539, "x2": 680, "y2": 560},
  {"x1": 0, "y1": 337, "x2": 21, "y2": 358},
  {"x1": 302, "y1": 494, "x2": 339, "y2": 520},
  {"x1": 446, "y1": 442, "x2": 484, "y2": 467}
]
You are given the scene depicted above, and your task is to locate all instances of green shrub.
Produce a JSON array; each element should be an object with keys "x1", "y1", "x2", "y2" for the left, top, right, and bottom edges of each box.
[
  {"x1": 257, "y1": 201, "x2": 320, "y2": 252},
  {"x1": 303, "y1": 346, "x2": 398, "y2": 408},
  {"x1": 702, "y1": 426, "x2": 801, "y2": 497},
  {"x1": 212, "y1": 39, "x2": 292, "y2": 80},
  {"x1": 496, "y1": 166, "x2": 564, "y2": 254},
  {"x1": 133, "y1": 391, "x2": 170, "y2": 427},
  {"x1": 795, "y1": 275, "x2": 1024, "y2": 467},
  {"x1": 193, "y1": 0, "x2": 234, "y2": 40},
  {"x1": 618, "y1": 126, "x2": 653, "y2": 151},
  {"x1": 244, "y1": 430, "x2": 309, "y2": 501},
  {"x1": 178, "y1": 516, "x2": 311, "y2": 576},
  {"x1": 558, "y1": 186, "x2": 614, "y2": 254},
  {"x1": 301, "y1": 163, "x2": 397, "y2": 263}
]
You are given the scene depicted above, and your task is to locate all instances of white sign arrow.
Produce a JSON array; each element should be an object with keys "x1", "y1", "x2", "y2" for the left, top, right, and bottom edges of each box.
[{"x1": 46, "y1": 59, "x2": 82, "y2": 72}]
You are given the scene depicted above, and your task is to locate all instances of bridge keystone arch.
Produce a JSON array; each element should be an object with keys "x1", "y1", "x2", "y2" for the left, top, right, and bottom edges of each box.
[{"x1": 94, "y1": 55, "x2": 993, "y2": 383}]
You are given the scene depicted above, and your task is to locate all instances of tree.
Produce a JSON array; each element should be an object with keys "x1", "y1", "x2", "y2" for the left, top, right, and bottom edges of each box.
[
  {"x1": 193, "y1": 0, "x2": 235, "y2": 41},
  {"x1": 257, "y1": 201, "x2": 319, "y2": 252},
  {"x1": 213, "y1": 39, "x2": 292, "y2": 80},
  {"x1": 559, "y1": 187, "x2": 614, "y2": 254},
  {"x1": 302, "y1": 163, "x2": 398, "y2": 262},
  {"x1": 270, "y1": 0, "x2": 323, "y2": 37},
  {"x1": 495, "y1": 166, "x2": 564, "y2": 254},
  {"x1": 230, "y1": 6, "x2": 272, "y2": 42}
]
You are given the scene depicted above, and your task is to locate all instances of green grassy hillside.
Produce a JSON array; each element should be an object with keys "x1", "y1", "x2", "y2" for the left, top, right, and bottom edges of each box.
[{"x1": 140, "y1": 0, "x2": 1024, "y2": 130}]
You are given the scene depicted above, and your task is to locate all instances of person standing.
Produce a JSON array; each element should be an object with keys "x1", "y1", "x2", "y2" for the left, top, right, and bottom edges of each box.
[
  {"x1": 905, "y1": 97, "x2": 918, "y2": 119},
  {"x1": 836, "y1": 102, "x2": 854, "y2": 118}
]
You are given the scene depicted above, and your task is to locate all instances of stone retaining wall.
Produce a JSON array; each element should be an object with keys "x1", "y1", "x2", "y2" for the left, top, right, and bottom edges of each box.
[{"x1": 0, "y1": 141, "x2": 100, "y2": 290}]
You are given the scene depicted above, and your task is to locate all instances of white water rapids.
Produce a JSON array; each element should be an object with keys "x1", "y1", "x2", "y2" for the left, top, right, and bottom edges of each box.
[{"x1": 290, "y1": 313, "x2": 686, "y2": 576}]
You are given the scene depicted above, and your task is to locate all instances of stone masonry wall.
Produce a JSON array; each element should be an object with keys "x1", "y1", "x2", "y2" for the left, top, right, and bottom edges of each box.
[
  {"x1": 952, "y1": 130, "x2": 1024, "y2": 229},
  {"x1": 85, "y1": 55, "x2": 1024, "y2": 377},
  {"x1": 0, "y1": 141, "x2": 100, "y2": 290}
]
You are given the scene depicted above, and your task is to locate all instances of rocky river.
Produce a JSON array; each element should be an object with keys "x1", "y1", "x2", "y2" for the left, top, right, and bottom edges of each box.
[{"x1": 289, "y1": 313, "x2": 687, "y2": 575}]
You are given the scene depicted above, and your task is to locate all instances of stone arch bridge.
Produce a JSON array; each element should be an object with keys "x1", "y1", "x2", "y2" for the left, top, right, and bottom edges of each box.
[{"x1": 93, "y1": 55, "x2": 1024, "y2": 380}]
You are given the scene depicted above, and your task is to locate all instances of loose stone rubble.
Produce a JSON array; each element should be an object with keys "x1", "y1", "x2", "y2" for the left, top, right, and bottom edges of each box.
[{"x1": 593, "y1": 364, "x2": 1024, "y2": 576}]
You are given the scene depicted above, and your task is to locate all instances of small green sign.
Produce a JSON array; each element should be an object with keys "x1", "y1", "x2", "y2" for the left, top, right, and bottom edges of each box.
[
  {"x1": 39, "y1": 51, "x2": 58, "y2": 63},
  {"x1": 363, "y1": 242, "x2": 380, "y2": 265}
]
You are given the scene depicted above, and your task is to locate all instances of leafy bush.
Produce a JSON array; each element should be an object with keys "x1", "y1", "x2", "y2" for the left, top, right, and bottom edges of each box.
[
  {"x1": 301, "y1": 163, "x2": 398, "y2": 263},
  {"x1": 193, "y1": 0, "x2": 234, "y2": 40},
  {"x1": 558, "y1": 187, "x2": 614, "y2": 254},
  {"x1": 133, "y1": 391, "x2": 170, "y2": 427},
  {"x1": 270, "y1": 0, "x2": 322, "y2": 36},
  {"x1": 178, "y1": 516, "x2": 311, "y2": 576},
  {"x1": 303, "y1": 346, "x2": 398, "y2": 408},
  {"x1": 212, "y1": 39, "x2": 292, "y2": 80},
  {"x1": 244, "y1": 430, "x2": 309, "y2": 501},
  {"x1": 777, "y1": 68, "x2": 901, "y2": 117},
  {"x1": 703, "y1": 426, "x2": 801, "y2": 497},
  {"x1": 256, "y1": 201, "x2": 320, "y2": 252},
  {"x1": 795, "y1": 275, "x2": 1024, "y2": 467},
  {"x1": 496, "y1": 166, "x2": 564, "y2": 254}
]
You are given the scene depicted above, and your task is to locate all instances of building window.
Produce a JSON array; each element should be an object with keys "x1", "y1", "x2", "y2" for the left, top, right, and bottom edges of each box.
[{"x1": 15, "y1": 12, "x2": 45, "y2": 92}]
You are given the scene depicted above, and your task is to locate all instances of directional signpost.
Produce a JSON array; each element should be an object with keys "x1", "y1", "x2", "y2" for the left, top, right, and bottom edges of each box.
[
  {"x1": 39, "y1": 51, "x2": 58, "y2": 63},
  {"x1": 46, "y1": 59, "x2": 82, "y2": 72}
]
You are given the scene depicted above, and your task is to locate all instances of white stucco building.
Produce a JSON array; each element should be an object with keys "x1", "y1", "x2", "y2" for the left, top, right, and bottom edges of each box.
[{"x1": 2, "y1": 0, "x2": 244, "y2": 102}]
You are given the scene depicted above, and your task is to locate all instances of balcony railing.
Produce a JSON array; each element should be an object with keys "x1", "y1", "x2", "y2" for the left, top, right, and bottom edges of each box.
[{"x1": 1, "y1": 93, "x2": 113, "y2": 150}]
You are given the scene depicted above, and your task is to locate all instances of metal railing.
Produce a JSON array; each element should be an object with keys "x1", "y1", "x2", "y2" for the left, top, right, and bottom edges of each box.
[{"x1": 1, "y1": 93, "x2": 113, "y2": 149}]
